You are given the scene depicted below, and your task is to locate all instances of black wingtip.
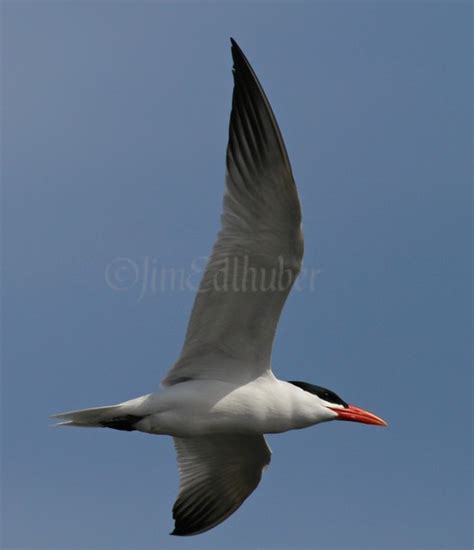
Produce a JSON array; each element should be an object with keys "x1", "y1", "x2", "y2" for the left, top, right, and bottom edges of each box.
[
  {"x1": 226, "y1": 35, "x2": 293, "y2": 175},
  {"x1": 230, "y1": 37, "x2": 245, "y2": 64},
  {"x1": 170, "y1": 526, "x2": 192, "y2": 537}
]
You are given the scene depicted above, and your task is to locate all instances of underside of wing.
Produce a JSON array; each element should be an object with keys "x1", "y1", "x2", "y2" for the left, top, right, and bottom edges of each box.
[
  {"x1": 163, "y1": 39, "x2": 304, "y2": 387},
  {"x1": 171, "y1": 434, "x2": 271, "y2": 536}
]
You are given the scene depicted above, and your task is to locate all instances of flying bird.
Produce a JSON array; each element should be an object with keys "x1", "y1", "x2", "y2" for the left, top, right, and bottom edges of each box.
[{"x1": 52, "y1": 38, "x2": 387, "y2": 536}]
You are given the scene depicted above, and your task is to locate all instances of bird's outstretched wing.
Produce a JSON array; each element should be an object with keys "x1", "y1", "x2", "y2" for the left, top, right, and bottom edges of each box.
[
  {"x1": 163, "y1": 39, "x2": 303, "y2": 386},
  {"x1": 171, "y1": 434, "x2": 271, "y2": 536}
]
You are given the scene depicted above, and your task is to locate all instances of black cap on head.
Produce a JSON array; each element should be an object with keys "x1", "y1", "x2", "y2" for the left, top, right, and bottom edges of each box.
[{"x1": 288, "y1": 381, "x2": 349, "y2": 408}]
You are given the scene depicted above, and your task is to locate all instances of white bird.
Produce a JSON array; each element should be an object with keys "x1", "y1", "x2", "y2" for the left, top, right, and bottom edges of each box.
[{"x1": 52, "y1": 38, "x2": 387, "y2": 537}]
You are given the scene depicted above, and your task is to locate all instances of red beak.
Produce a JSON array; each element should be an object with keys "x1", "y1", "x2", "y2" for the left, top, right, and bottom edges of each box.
[{"x1": 329, "y1": 404, "x2": 387, "y2": 427}]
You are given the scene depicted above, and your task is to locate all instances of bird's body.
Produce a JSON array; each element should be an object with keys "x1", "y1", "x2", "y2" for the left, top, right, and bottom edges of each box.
[
  {"x1": 102, "y1": 373, "x2": 335, "y2": 438},
  {"x1": 52, "y1": 38, "x2": 386, "y2": 537}
]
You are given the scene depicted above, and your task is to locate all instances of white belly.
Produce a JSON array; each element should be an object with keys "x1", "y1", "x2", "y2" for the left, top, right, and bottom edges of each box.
[{"x1": 133, "y1": 374, "x2": 325, "y2": 437}]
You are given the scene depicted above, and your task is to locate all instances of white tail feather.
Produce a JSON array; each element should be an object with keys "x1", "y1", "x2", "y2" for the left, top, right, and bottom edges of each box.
[{"x1": 50, "y1": 404, "x2": 123, "y2": 428}]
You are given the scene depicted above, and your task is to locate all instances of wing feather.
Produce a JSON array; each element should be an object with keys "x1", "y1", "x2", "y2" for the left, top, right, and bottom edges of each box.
[
  {"x1": 171, "y1": 434, "x2": 271, "y2": 536},
  {"x1": 163, "y1": 39, "x2": 303, "y2": 386}
]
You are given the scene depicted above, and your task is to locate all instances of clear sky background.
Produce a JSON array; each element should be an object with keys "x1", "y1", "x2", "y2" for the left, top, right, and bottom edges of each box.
[{"x1": 2, "y1": 2, "x2": 471, "y2": 549}]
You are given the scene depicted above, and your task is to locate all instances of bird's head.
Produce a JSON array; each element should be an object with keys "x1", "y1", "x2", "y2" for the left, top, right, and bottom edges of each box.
[{"x1": 288, "y1": 381, "x2": 387, "y2": 427}]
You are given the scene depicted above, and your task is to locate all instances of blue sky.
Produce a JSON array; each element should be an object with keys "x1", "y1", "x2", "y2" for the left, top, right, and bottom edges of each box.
[{"x1": 2, "y1": 2, "x2": 471, "y2": 549}]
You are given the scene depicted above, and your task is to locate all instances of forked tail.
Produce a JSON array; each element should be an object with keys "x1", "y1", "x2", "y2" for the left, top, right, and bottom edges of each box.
[{"x1": 50, "y1": 404, "x2": 143, "y2": 431}]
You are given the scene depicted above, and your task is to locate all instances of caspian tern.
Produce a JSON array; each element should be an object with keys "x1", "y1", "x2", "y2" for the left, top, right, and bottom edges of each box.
[{"x1": 52, "y1": 38, "x2": 387, "y2": 537}]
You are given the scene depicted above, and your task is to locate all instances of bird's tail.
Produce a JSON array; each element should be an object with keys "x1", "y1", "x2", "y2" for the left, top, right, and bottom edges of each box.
[{"x1": 50, "y1": 404, "x2": 142, "y2": 431}]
